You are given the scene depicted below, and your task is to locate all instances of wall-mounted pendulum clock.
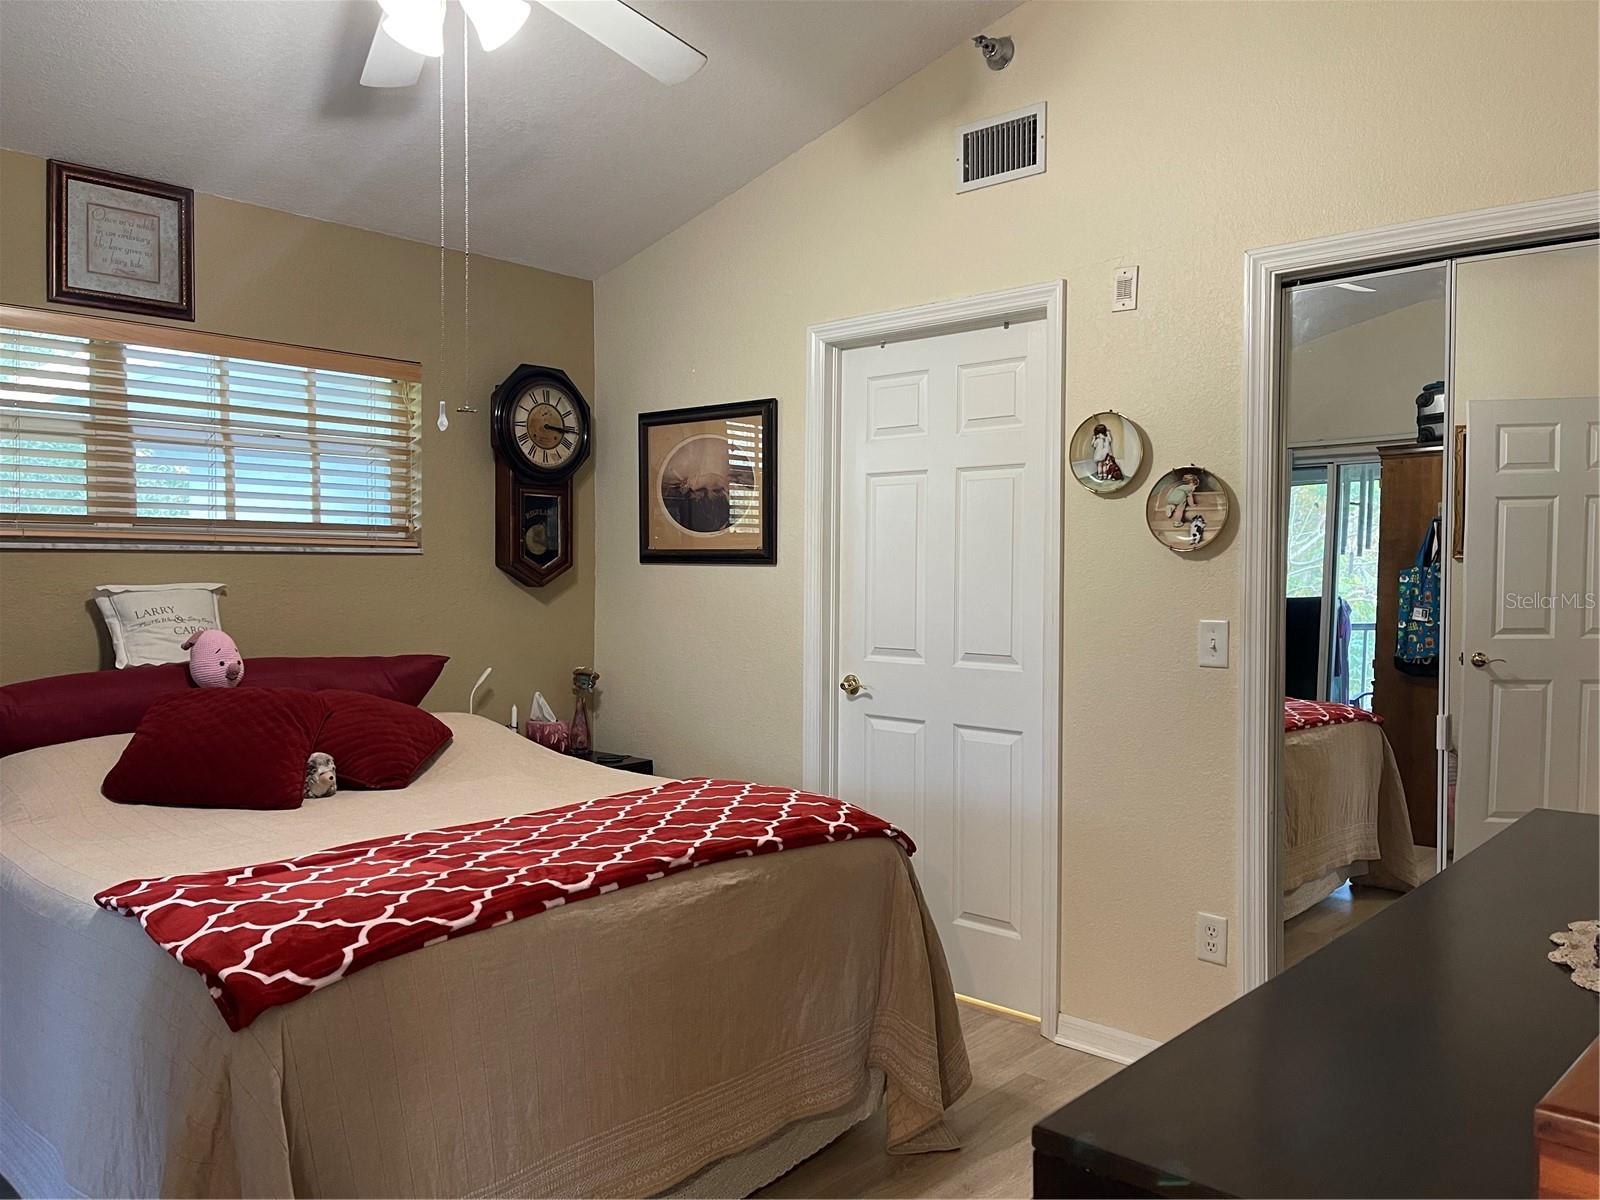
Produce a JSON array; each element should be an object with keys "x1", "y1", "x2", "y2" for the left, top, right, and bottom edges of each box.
[{"x1": 489, "y1": 364, "x2": 592, "y2": 587}]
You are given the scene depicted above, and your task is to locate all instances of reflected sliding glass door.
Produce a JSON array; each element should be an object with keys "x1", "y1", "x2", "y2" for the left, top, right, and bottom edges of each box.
[{"x1": 1286, "y1": 455, "x2": 1382, "y2": 707}]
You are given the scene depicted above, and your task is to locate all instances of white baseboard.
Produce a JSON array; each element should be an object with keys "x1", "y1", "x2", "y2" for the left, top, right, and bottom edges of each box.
[{"x1": 1052, "y1": 1012, "x2": 1161, "y2": 1065}]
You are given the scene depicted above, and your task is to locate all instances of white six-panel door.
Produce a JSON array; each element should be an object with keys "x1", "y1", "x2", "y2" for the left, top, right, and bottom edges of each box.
[
  {"x1": 1455, "y1": 394, "x2": 1600, "y2": 857},
  {"x1": 836, "y1": 319, "x2": 1046, "y2": 1015}
]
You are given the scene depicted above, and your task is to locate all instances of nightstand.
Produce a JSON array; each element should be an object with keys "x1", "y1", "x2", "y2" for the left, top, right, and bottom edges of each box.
[{"x1": 590, "y1": 752, "x2": 653, "y2": 775}]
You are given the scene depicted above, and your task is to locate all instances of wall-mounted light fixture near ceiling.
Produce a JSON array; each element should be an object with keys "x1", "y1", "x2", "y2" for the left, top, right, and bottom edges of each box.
[{"x1": 973, "y1": 33, "x2": 1014, "y2": 70}]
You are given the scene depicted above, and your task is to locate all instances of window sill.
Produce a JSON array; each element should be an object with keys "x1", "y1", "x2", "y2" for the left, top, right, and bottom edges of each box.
[{"x1": 0, "y1": 540, "x2": 423, "y2": 554}]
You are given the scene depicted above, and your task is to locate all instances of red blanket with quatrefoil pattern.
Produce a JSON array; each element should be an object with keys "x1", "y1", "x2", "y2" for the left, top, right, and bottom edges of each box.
[{"x1": 95, "y1": 779, "x2": 915, "y2": 1031}]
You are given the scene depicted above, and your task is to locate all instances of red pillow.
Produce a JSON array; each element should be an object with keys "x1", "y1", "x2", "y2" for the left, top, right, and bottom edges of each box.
[
  {"x1": 0, "y1": 663, "x2": 190, "y2": 758},
  {"x1": 0, "y1": 654, "x2": 447, "y2": 758},
  {"x1": 103, "y1": 689, "x2": 329, "y2": 810},
  {"x1": 243, "y1": 655, "x2": 447, "y2": 704},
  {"x1": 315, "y1": 690, "x2": 452, "y2": 789}
]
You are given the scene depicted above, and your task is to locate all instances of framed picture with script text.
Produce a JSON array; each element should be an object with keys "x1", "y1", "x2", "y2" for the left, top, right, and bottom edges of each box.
[{"x1": 48, "y1": 161, "x2": 194, "y2": 321}]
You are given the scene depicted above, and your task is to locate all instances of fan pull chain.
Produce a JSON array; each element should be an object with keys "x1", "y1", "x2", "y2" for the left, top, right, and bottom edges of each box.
[
  {"x1": 461, "y1": 15, "x2": 471, "y2": 416},
  {"x1": 437, "y1": 32, "x2": 448, "y2": 432}
]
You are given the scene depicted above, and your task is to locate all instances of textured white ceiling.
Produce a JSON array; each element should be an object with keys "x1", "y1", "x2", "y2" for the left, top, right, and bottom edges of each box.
[
  {"x1": 1288, "y1": 265, "x2": 1448, "y2": 347},
  {"x1": 0, "y1": 0, "x2": 1015, "y2": 279}
]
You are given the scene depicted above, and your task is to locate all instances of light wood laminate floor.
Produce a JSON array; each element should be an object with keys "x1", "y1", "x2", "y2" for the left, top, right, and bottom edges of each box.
[
  {"x1": 1282, "y1": 881, "x2": 1398, "y2": 969},
  {"x1": 755, "y1": 1004, "x2": 1119, "y2": 1199}
]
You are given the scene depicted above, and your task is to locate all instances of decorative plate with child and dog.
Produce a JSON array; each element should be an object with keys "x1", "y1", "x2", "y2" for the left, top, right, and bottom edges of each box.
[{"x1": 1145, "y1": 465, "x2": 1230, "y2": 553}]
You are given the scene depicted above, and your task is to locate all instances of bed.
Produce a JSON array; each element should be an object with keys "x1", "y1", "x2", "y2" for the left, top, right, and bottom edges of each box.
[
  {"x1": 0, "y1": 715, "x2": 968, "y2": 1198},
  {"x1": 1282, "y1": 701, "x2": 1428, "y2": 919}
]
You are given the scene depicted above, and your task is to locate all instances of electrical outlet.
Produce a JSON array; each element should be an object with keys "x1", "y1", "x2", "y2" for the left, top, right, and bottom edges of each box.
[{"x1": 1196, "y1": 912, "x2": 1228, "y2": 965}]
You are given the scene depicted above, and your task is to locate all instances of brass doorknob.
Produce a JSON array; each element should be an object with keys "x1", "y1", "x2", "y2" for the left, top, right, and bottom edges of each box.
[
  {"x1": 839, "y1": 673, "x2": 863, "y2": 696},
  {"x1": 1469, "y1": 651, "x2": 1505, "y2": 669}
]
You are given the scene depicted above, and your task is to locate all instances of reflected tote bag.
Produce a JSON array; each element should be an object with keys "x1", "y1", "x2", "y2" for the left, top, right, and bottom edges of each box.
[{"x1": 1394, "y1": 518, "x2": 1441, "y2": 678}]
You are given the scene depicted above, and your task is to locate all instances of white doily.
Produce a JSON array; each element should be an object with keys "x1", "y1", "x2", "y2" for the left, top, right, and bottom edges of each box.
[{"x1": 1548, "y1": 920, "x2": 1599, "y2": 993}]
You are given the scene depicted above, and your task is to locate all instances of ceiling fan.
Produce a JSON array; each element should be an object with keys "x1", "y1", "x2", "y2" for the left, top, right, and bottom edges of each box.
[{"x1": 361, "y1": 0, "x2": 706, "y2": 88}]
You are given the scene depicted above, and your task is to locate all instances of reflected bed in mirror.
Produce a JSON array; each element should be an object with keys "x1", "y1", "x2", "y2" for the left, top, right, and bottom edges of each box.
[{"x1": 1279, "y1": 263, "x2": 1449, "y2": 958}]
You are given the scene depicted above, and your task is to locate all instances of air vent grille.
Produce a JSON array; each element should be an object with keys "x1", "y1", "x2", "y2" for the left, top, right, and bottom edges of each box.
[{"x1": 955, "y1": 103, "x2": 1046, "y2": 193}]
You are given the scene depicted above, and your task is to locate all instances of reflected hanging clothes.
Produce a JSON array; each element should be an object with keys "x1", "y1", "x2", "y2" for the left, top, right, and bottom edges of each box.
[{"x1": 1329, "y1": 597, "x2": 1353, "y2": 703}]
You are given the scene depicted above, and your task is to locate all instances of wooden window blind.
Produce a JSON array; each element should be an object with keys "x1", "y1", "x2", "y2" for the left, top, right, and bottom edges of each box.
[{"x1": 0, "y1": 306, "x2": 421, "y2": 550}]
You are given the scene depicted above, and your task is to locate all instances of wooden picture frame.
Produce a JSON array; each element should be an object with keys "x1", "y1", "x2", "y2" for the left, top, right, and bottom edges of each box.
[
  {"x1": 47, "y1": 160, "x2": 195, "y2": 321},
  {"x1": 638, "y1": 398, "x2": 777, "y2": 564},
  {"x1": 1452, "y1": 423, "x2": 1466, "y2": 561}
]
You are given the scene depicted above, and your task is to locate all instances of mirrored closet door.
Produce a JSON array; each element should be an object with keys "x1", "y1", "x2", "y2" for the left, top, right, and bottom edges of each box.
[
  {"x1": 1277, "y1": 241, "x2": 1598, "y2": 970},
  {"x1": 1449, "y1": 241, "x2": 1600, "y2": 859},
  {"x1": 1280, "y1": 264, "x2": 1448, "y2": 967}
]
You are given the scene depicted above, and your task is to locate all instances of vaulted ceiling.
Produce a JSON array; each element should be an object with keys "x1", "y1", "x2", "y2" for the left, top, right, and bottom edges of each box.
[{"x1": 0, "y1": 0, "x2": 1015, "y2": 278}]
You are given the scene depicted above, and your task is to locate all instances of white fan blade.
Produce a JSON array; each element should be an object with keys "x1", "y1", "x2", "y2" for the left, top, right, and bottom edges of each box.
[
  {"x1": 360, "y1": 20, "x2": 428, "y2": 88},
  {"x1": 535, "y1": 0, "x2": 705, "y2": 85}
]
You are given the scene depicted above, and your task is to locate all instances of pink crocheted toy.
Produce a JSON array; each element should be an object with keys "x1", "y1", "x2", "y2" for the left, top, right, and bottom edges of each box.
[{"x1": 180, "y1": 629, "x2": 245, "y2": 688}]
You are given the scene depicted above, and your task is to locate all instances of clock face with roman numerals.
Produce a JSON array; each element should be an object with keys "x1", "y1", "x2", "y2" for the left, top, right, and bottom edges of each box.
[{"x1": 489, "y1": 365, "x2": 591, "y2": 482}]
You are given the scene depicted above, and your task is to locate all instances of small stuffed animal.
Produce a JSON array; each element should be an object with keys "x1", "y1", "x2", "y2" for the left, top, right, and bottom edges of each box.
[
  {"x1": 303, "y1": 753, "x2": 338, "y2": 799},
  {"x1": 181, "y1": 629, "x2": 244, "y2": 688}
]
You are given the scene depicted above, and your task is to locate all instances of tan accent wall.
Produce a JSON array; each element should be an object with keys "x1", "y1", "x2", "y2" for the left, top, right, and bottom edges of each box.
[
  {"x1": 0, "y1": 149, "x2": 595, "y2": 721},
  {"x1": 592, "y1": 1, "x2": 1599, "y2": 1039}
]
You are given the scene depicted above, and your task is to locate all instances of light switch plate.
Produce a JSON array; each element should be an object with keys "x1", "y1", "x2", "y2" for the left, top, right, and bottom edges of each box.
[{"x1": 1198, "y1": 619, "x2": 1229, "y2": 668}]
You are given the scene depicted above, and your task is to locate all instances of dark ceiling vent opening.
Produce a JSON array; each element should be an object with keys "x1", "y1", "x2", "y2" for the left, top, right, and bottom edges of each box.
[{"x1": 956, "y1": 103, "x2": 1046, "y2": 193}]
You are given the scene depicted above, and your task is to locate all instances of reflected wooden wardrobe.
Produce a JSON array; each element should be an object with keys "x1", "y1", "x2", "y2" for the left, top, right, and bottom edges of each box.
[{"x1": 1371, "y1": 441, "x2": 1441, "y2": 848}]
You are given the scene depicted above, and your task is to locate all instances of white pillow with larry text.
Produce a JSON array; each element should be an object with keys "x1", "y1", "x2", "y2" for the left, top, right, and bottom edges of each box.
[{"x1": 93, "y1": 583, "x2": 225, "y2": 668}]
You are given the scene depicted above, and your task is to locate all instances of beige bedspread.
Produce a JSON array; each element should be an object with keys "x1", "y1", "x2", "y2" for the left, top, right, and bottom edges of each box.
[
  {"x1": 0, "y1": 716, "x2": 968, "y2": 1198},
  {"x1": 1283, "y1": 719, "x2": 1424, "y2": 898}
]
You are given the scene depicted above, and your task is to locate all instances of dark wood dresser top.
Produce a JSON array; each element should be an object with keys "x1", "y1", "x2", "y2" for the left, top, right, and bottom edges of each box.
[{"x1": 1033, "y1": 811, "x2": 1600, "y2": 1198}]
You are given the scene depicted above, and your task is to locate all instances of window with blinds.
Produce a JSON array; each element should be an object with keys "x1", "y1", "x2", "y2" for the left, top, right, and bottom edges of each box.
[{"x1": 0, "y1": 307, "x2": 421, "y2": 549}]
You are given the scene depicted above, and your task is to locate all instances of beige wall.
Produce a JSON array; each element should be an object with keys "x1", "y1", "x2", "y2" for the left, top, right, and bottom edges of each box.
[
  {"x1": 1286, "y1": 299, "x2": 1447, "y2": 447},
  {"x1": 0, "y1": 149, "x2": 596, "y2": 720},
  {"x1": 592, "y1": 1, "x2": 1599, "y2": 1039}
]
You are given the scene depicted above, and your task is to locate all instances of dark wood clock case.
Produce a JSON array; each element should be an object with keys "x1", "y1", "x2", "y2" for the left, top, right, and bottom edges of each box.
[{"x1": 495, "y1": 463, "x2": 574, "y2": 587}]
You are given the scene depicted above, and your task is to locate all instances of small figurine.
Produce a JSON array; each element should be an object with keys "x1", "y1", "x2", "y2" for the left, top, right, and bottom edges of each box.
[
  {"x1": 303, "y1": 752, "x2": 338, "y2": 799},
  {"x1": 181, "y1": 628, "x2": 244, "y2": 688}
]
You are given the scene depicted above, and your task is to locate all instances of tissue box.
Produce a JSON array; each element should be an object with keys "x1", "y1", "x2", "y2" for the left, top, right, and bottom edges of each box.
[{"x1": 525, "y1": 719, "x2": 570, "y2": 753}]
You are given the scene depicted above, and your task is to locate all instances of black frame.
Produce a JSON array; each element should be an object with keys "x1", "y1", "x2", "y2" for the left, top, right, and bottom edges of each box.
[
  {"x1": 47, "y1": 160, "x2": 195, "y2": 322},
  {"x1": 489, "y1": 363, "x2": 592, "y2": 483},
  {"x1": 638, "y1": 398, "x2": 777, "y2": 564}
]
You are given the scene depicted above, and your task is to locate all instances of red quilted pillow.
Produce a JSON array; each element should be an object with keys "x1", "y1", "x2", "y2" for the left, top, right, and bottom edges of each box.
[
  {"x1": 315, "y1": 690, "x2": 452, "y2": 789},
  {"x1": 0, "y1": 654, "x2": 447, "y2": 758},
  {"x1": 103, "y1": 689, "x2": 329, "y2": 810},
  {"x1": 243, "y1": 655, "x2": 447, "y2": 704}
]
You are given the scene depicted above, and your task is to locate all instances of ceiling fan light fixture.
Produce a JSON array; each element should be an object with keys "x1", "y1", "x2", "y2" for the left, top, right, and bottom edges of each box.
[
  {"x1": 379, "y1": 0, "x2": 446, "y2": 57},
  {"x1": 462, "y1": 0, "x2": 531, "y2": 51}
]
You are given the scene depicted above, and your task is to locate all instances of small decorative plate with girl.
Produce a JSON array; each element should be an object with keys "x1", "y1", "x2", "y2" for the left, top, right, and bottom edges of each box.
[
  {"x1": 1146, "y1": 466, "x2": 1230, "y2": 553},
  {"x1": 1070, "y1": 411, "x2": 1144, "y2": 494}
]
